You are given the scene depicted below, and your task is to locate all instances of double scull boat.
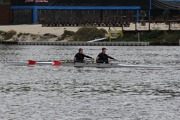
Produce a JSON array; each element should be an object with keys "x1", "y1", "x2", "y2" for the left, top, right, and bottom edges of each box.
[{"x1": 5, "y1": 60, "x2": 164, "y2": 69}]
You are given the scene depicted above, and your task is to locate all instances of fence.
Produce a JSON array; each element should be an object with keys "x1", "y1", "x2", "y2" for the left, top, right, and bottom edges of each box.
[
  {"x1": 11, "y1": 6, "x2": 140, "y2": 24},
  {"x1": 8, "y1": 5, "x2": 180, "y2": 27},
  {"x1": 18, "y1": 41, "x2": 150, "y2": 46}
]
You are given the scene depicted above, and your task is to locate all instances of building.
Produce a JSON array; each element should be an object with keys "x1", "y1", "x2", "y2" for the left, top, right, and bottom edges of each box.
[
  {"x1": 0, "y1": 0, "x2": 11, "y2": 25},
  {"x1": 9, "y1": 0, "x2": 180, "y2": 26}
]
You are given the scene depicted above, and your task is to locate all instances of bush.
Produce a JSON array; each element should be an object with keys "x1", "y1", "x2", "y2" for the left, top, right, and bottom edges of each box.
[
  {"x1": 74, "y1": 27, "x2": 107, "y2": 41},
  {"x1": 23, "y1": 33, "x2": 30, "y2": 36},
  {"x1": 0, "y1": 30, "x2": 4, "y2": 35},
  {"x1": 7, "y1": 30, "x2": 17, "y2": 36},
  {"x1": 115, "y1": 30, "x2": 180, "y2": 44},
  {"x1": 57, "y1": 37, "x2": 63, "y2": 41},
  {"x1": 163, "y1": 31, "x2": 180, "y2": 43},
  {"x1": 141, "y1": 30, "x2": 180, "y2": 44},
  {"x1": 3, "y1": 30, "x2": 17, "y2": 40},
  {"x1": 61, "y1": 30, "x2": 75, "y2": 40},
  {"x1": 117, "y1": 31, "x2": 137, "y2": 42},
  {"x1": 98, "y1": 28, "x2": 108, "y2": 35},
  {"x1": 17, "y1": 33, "x2": 23, "y2": 37},
  {"x1": 43, "y1": 33, "x2": 58, "y2": 38},
  {"x1": 64, "y1": 30, "x2": 75, "y2": 36}
]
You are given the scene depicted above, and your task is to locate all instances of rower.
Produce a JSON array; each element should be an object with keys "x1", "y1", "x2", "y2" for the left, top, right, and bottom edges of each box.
[
  {"x1": 74, "y1": 48, "x2": 93, "y2": 63},
  {"x1": 96, "y1": 48, "x2": 115, "y2": 64}
]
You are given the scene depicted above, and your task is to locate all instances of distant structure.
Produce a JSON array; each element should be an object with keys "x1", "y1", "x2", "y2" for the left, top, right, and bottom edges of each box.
[
  {"x1": 6, "y1": 0, "x2": 180, "y2": 26},
  {"x1": 0, "y1": 0, "x2": 11, "y2": 25},
  {"x1": 0, "y1": 0, "x2": 10, "y2": 5}
]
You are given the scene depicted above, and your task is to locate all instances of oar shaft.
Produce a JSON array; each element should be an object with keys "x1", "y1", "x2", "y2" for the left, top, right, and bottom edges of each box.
[{"x1": 28, "y1": 60, "x2": 62, "y2": 66}]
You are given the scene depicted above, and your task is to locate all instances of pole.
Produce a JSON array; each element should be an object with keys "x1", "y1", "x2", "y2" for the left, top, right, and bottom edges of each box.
[
  {"x1": 138, "y1": 32, "x2": 140, "y2": 42},
  {"x1": 109, "y1": 26, "x2": 111, "y2": 42},
  {"x1": 33, "y1": 6, "x2": 38, "y2": 24},
  {"x1": 149, "y1": 0, "x2": 152, "y2": 31},
  {"x1": 169, "y1": 21, "x2": 171, "y2": 30},
  {"x1": 136, "y1": 9, "x2": 140, "y2": 23}
]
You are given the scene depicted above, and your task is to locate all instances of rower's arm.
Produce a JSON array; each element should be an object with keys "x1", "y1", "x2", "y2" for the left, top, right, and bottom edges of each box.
[
  {"x1": 107, "y1": 55, "x2": 115, "y2": 60},
  {"x1": 84, "y1": 54, "x2": 93, "y2": 59}
]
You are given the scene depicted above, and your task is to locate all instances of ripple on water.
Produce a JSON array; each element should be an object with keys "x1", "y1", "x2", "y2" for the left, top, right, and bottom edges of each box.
[{"x1": 0, "y1": 46, "x2": 180, "y2": 120}]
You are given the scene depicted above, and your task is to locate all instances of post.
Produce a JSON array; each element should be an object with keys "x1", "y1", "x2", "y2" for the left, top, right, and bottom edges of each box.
[
  {"x1": 136, "y1": 9, "x2": 140, "y2": 22},
  {"x1": 33, "y1": 6, "x2": 38, "y2": 24},
  {"x1": 169, "y1": 21, "x2": 171, "y2": 31},
  {"x1": 138, "y1": 32, "x2": 140, "y2": 42},
  {"x1": 149, "y1": 19, "x2": 151, "y2": 31},
  {"x1": 149, "y1": 0, "x2": 152, "y2": 16},
  {"x1": 109, "y1": 27, "x2": 111, "y2": 42},
  {"x1": 148, "y1": 10, "x2": 151, "y2": 31},
  {"x1": 135, "y1": 21, "x2": 137, "y2": 31},
  {"x1": 149, "y1": 0, "x2": 152, "y2": 31}
]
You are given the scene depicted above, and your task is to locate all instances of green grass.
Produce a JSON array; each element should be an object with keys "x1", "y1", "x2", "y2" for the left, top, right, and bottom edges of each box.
[{"x1": 115, "y1": 30, "x2": 180, "y2": 44}]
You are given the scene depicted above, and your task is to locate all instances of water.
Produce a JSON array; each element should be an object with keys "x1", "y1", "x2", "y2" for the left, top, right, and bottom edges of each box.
[{"x1": 0, "y1": 45, "x2": 180, "y2": 120}]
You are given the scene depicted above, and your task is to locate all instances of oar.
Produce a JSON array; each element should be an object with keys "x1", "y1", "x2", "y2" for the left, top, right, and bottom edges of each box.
[
  {"x1": 113, "y1": 59, "x2": 120, "y2": 62},
  {"x1": 28, "y1": 60, "x2": 62, "y2": 66},
  {"x1": 52, "y1": 61, "x2": 62, "y2": 66},
  {"x1": 117, "y1": 64, "x2": 164, "y2": 68},
  {"x1": 28, "y1": 60, "x2": 36, "y2": 65}
]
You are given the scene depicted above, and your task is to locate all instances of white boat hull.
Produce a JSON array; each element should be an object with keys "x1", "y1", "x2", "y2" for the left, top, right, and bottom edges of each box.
[
  {"x1": 5, "y1": 61, "x2": 163, "y2": 68},
  {"x1": 62, "y1": 62, "x2": 163, "y2": 68},
  {"x1": 62, "y1": 62, "x2": 119, "y2": 68}
]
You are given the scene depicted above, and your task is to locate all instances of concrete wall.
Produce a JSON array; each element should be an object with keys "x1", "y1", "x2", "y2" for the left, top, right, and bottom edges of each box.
[{"x1": 18, "y1": 42, "x2": 149, "y2": 46}]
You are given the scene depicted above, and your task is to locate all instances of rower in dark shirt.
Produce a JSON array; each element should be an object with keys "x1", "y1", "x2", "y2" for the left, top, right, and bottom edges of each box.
[
  {"x1": 96, "y1": 48, "x2": 115, "y2": 64},
  {"x1": 74, "y1": 48, "x2": 93, "y2": 63}
]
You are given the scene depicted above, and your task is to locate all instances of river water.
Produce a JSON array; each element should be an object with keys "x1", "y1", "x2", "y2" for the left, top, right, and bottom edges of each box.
[{"x1": 0, "y1": 45, "x2": 180, "y2": 120}]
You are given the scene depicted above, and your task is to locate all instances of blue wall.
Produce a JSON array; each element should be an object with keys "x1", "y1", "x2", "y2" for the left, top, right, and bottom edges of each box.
[{"x1": 11, "y1": 6, "x2": 141, "y2": 23}]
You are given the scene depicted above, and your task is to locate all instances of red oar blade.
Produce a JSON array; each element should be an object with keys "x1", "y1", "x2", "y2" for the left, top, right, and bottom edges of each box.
[
  {"x1": 52, "y1": 61, "x2": 62, "y2": 66},
  {"x1": 28, "y1": 60, "x2": 36, "y2": 65}
]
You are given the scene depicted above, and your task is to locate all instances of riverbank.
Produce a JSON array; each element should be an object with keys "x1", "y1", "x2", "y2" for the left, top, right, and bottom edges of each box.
[
  {"x1": 0, "y1": 25, "x2": 79, "y2": 42},
  {"x1": 0, "y1": 24, "x2": 79, "y2": 36},
  {"x1": 0, "y1": 25, "x2": 108, "y2": 42},
  {"x1": 0, "y1": 24, "x2": 180, "y2": 45}
]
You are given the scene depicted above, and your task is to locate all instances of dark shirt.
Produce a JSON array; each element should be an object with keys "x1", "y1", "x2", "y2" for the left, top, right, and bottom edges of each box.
[
  {"x1": 96, "y1": 52, "x2": 114, "y2": 63},
  {"x1": 74, "y1": 53, "x2": 92, "y2": 63}
]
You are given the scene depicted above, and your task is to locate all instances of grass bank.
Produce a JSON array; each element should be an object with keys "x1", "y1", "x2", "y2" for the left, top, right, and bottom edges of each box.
[
  {"x1": 117, "y1": 30, "x2": 180, "y2": 45},
  {"x1": 58, "y1": 27, "x2": 107, "y2": 41},
  {"x1": 1, "y1": 27, "x2": 180, "y2": 45},
  {"x1": 60, "y1": 28, "x2": 180, "y2": 45}
]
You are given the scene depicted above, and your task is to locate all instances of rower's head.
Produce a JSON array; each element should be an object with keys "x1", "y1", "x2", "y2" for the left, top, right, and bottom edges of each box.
[
  {"x1": 102, "y1": 48, "x2": 107, "y2": 54},
  {"x1": 79, "y1": 48, "x2": 83, "y2": 54}
]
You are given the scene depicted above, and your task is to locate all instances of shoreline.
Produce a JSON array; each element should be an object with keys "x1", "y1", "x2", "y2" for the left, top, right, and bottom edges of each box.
[
  {"x1": 0, "y1": 24, "x2": 79, "y2": 36},
  {"x1": 0, "y1": 24, "x2": 180, "y2": 45},
  {"x1": 1, "y1": 23, "x2": 180, "y2": 36},
  {"x1": 0, "y1": 24, "x2": 122, "y2": 36},
  {"x1": 1, "y1": 41, "x2": 179, "y2": 46}
]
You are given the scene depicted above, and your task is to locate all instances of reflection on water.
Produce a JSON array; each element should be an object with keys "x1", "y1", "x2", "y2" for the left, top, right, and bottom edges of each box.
[{"x1": 0, "y1": 45, "x2": 180, "y2": 120}]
